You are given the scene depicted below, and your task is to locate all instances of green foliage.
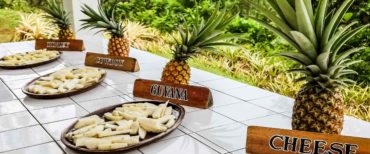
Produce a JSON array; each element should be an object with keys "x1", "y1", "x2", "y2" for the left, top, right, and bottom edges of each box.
[
  {"x1": 227, "y1": 17, "x2": 276, "y2": 44},
  {"x1": 113, "y1": 0, "x2": 240, "y2": 32},
  {"x1": 0, "y1": 0, "x2": 42, "y2": 12},
  {"x1": 0, "y1": 9, "x2": 21, "y2": 42}
]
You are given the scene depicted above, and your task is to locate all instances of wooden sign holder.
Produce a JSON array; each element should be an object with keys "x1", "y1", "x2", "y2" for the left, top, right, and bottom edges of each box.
[
  {"x1": 247, "y1": 126, "x2": 370, "y2": 154},
  {"x1": 35, "y1": 39, "x2": 85, "y2": 51},
  {"x1": 133, "y1": 79, "x2": 213, "y2": 109},
  {"x1": 85, "y1": 52, "x2": 140, "y2": 72}
]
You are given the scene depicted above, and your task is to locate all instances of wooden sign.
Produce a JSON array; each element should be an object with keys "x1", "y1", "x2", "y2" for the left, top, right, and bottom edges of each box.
[
  {"x1": 85, "y1": 52, "x2": 140, "y2": 72},
  {"x1": 133, "y1": 79, "x2": 213, "y2": 109},
  {"x1": 35, "y1": 39, "x2": 85, "y2": 51},
  {"x1": 247, "y1": 126, "x2": 370, "y2": 154}
]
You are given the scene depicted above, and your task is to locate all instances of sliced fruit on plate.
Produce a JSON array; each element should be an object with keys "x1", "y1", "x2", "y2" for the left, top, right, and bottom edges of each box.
[
  {"x1": 24, "y1": 67, "x2": 106, "y2": 96},
  {"x1": 0, "y1": 50, "x2": 60, "y2": 67},
  {"x1": 64, "y1": 101, "x2": 182, "y2": 151}
]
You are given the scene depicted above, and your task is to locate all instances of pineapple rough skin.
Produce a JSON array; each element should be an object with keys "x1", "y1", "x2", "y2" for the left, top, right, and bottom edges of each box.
[
  {"x1": 292, "y1": 88, "x2": 344, "y2": 134},
  {"x1": 58, "y1": 27, "x2": 75, "y2": 40},
  {"x1": 108, "y1": 36, "x2": 130, "y2": 58},
  {"x1": 161, "y1": 60, "x2": 191, "y2": 85}
]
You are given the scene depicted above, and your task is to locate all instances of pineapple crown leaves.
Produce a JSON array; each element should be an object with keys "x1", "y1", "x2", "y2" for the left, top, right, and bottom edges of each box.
[
  {"x1": 245, "y1": 0, "x2": 370, "y2": 91},
  {"x1": 80, "y1": 0, "x2": 125, "y2": 37},
  {"x1": 43, "y1": 0, "x2": 71, "y2": 28},
  {"x1": 171, "y1": 6, "x2": 240, "y2": 61}
]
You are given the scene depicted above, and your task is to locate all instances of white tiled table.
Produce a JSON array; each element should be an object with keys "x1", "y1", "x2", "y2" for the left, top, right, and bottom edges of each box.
[{"x1": 1, "y1": 41, "x2": 370, "y2": 154}]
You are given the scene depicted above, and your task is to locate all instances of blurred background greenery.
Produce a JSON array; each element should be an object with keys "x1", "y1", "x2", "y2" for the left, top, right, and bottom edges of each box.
[{"x1": 0, "y1": 0, "x2": 369, "y2": 121}]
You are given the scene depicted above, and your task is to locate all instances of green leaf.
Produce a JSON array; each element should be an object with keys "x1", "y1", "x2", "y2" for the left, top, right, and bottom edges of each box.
[
  {"x1": 287, "y1": 69, "x2": 312, "y2": 75},
  {"x1": 248, "y1": 17, "x2": 301, "y2": 51},
  {"x1": 276, "y1": 0, "x2": 298, "y2": 29},
  {"x1": 303, "y1": 0, "x2": 314, "y2": 24},
  {"x1": 333, "y1": 47, "x2": 365, "y2": 65},
  {"x1": 306, "y1": 65, "x2": 321, "y2": 75},
  {"x1": 323, "y1": 21, "x2": 358, "y2": 53},
  {"x1": 290, "y1": 31, "x2": 317, "y2": 60},
  {"x1": 295, "y1": 0, "x2": 317, "y2": 48},
  {"x1": 246, "y1": 0, "x2": 293, "y2": 36},
  {"x1": 280, "y1": 52, "x2": 313, "y2": 65},
  {"x1": 316, "y1": 52, "x2": 330, "y2": 72},
  {"x1": 322, "y1": 0, "x2": 354, "y2": 45},
  {"x1": 332, "y1": 24, "x2": 370, "y2": 58}
]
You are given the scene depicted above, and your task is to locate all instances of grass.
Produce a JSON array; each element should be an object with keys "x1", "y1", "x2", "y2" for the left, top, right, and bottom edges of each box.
[{"x1": 0, "y1": 9, "x2": 22, "y2": 43}]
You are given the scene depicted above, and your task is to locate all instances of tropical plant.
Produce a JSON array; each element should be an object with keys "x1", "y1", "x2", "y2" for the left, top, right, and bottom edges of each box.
[
  {"x1": 161, "y1": 7, "x2": 238, "y2": 85},
  {"x1": 80, "y1": 0, "x2": 129, "y2": 57},
  {"x1": 43, "y1": 0, "x2": 75, "y2": 39},
  {"x1": 246, "y1": 0, "x2": 369, "y2": 134},
  {"x1": 15, "y1": 13, "x2": 58, "y2": 41}
]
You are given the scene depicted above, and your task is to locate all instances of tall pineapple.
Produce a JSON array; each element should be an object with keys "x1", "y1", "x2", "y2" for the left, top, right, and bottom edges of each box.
[
  {"x1": 80, "y1": 0, "x2": 129, "y2": 57},
  {"x1": 43, "y1": 0, "x2": 75, "y2": 40},
  {"x1": 246, "y1": 0, "x2": 369, "y2": 134},
  {"x1": 161, "y1": 9, "x2": 238, "y2": 85}
]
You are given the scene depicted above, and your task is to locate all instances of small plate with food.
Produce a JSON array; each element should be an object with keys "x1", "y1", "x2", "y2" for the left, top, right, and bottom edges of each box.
[
  {"x1": 61, "y1": 100, "x2": 185, "y2": 153},
  {"x1": 22, "y1": 67, "x2": 106, "y2": 99},
  {"x1": 0, "y1": 50, "x2": 61, "y2": 69}
]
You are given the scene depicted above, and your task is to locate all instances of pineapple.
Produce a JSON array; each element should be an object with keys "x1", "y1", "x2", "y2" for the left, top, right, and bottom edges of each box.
[
  {"x1": 161, "y1": 9, "x2": 238, "y2": 85},
  {"x1": 80, "y1": 0, "x2": 129, "y2": 57},
  {"x1": 247, "y1": 0, "x2": 369, "y2": 134},
  {"x1": 43, "y1": 0, "x2": 75, "y2": 40}
]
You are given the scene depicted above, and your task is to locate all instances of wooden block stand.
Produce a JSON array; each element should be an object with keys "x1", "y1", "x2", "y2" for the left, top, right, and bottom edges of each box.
[
  {"x1": 133, "y1": 79, "x2": 213, "y2": 109},
  {"x1": 247, "y1": 126, "x2": 370, "y2": 154},
  {"x1": 35, "y1": 39, "x2": 85, "y2": 51},
  {"x1": 85, "y1": 52, "x2": 140, "y2": 72}
]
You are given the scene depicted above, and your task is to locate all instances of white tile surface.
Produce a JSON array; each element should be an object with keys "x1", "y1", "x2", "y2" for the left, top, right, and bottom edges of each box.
[
  {"x1": 182, "y1": 109, "x2": 235, "y2": 132},
  {"x1": 32, "y1": 60, "x2": 68, "y2": 76},
  {"x1": 31, "y1": 104, "x2": 87, "y2": 124},
  {"x1": 197, "y1": 122, "x2": 247, "y2": 151},
  {"x1": 210, "y1": 90, "x2": 243, "y2": 107},
  {"x1": 223, "y1": 86, "x2": 275, "y2": 101},
  {"x1": 212, "y1": 102, "x2": 277, "y2": 122},
  {"x1": 190, "y1": 68, "x2": 223, "y2": 82},
  {"x1": 43, "y1": 118, "x2": 77, "y2": 140},
  {"x1": 244, "y1": 114, "x2": 292, "y2": 130},
  {"x1": 189, "y1": 133, "x2": 228, "y2": 153},
  {"x1": 57, "y1": 141, "x2": 143, "y2": 154},
  {"x1": 199, "y1": 78, "x2": 246, "y2": 91},
  {"x1": 60, "y1": 52, "x2": 86, "y2": 65},
  {"x1": 4, "y1": 78, "x2": 34, "y2": 90},
  {"x1": 248, "y1": 95, "x2": 294, "y2": 113},
  {"x1": 70, "y1": 85, "x2": 120, "y2": 102},
  {"x1": 103, "y1": 69, "x2": 138, "y2": 85},
  {"x1": 0, "y1": 68, "x2": 38, "y2": 81},
  {"x1": 342, "y1": 116, "x2": 370, "y2": 138},
  {"x1": 231, "y1": 149, "x2": 246, "y2": 154},
  {"x1": 13, "y1": 89, "x2": 26, "y2": 99},
  {"x1": 109, "y1": 82, "x2": 135, "y2": 94},
  {"x1": 104, "y1": 69, "x2": 137, "y2": 85},
  {"x1": 0, "y1": 111, "x2": 38, "y2": 132},
  {"x1": 158, "y1": 129, "x2": 186, "y2": 142},
  {"x1": 140, "y1": 135, "x2": 219, "y2": 154},
  {"x1": 3, "y1": 142, "x2": 63, "y2": 154},
  {"x1": 133, "y1": 70, "x2": 162, "y2": 81},
  {"x1": 77, "y1": 96, "x2": 128, "y2": 112},
  {"x1": 0, "y1": 125, "x2": 52, "y2": 152},
  {"x1": 20, "y1": 97, "x2": 75, "y2": 110},
  {"x1": 0, "y1": 100, "x2": 26, "y2": 115}
]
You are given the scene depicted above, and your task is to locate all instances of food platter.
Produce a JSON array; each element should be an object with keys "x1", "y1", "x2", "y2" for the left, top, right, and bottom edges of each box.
[
  {"x1": 22, "y1": 68, "x2": 106, "y2": 99},
  {"x1": 61, "y1": 100, "x2": 185, "y2": 153},
  {"x1": 0, "y1": 51, "x2": 62, "y2": 69}
]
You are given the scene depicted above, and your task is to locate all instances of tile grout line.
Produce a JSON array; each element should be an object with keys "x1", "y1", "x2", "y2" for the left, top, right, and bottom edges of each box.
[
  {"x1": 0, "y1": 79, "x2": 66, "y2": 153},
  {"x1": 0, "y1": 141, "x2": 56, "y2": 153}
]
